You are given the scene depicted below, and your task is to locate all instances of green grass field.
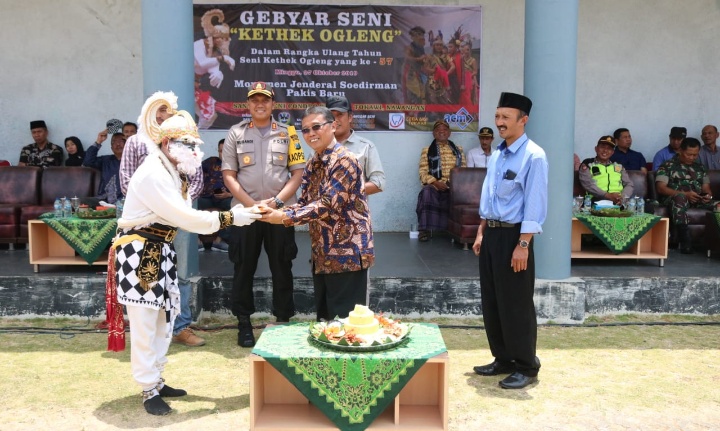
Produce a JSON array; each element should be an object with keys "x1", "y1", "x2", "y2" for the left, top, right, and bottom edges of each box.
[{"x1": 1, "y1": 315, "x2": 719, "y2": 430}]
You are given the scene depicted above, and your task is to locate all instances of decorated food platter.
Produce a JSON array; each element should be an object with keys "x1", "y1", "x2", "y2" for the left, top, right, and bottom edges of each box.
[
  {"x1": 308, "y1": 305, "x2": 411, "y2": 352},
  {"x1": 76, "y1": 208, "x2": 116, "y2": 219},
  {"x1": 590, "y1": 208, "x2": 633, "y2": 218}
]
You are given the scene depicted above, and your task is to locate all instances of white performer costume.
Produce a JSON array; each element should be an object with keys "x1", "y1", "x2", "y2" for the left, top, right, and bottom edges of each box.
[{"x1": 108, "y1": 104, "x2": 258, "y2": 415}]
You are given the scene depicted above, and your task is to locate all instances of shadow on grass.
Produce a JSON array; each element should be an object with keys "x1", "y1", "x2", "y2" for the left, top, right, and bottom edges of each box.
[
  {"x1": 94, "y1": 393, "x2": 249, "y2": 428},
  {"x1": 463, "y1": 372, "x2": 537, "y2": 401}
]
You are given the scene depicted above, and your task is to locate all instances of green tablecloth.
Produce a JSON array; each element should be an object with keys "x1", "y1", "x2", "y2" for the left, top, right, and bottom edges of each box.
[
  {"x1": 39, "y1": 213, "x2": 117, "y2": 264},
  {"x1": 252, "y1": 322, "x2": 447, "y2": 431},
  {"x1": 575, "y1": 213, "x2": 661, "y2": 254}
]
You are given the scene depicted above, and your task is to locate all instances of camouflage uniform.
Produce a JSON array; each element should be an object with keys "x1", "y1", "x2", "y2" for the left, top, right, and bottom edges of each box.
[{"x1": 656, "y1": 156, "x2": 713, "y2": 225}]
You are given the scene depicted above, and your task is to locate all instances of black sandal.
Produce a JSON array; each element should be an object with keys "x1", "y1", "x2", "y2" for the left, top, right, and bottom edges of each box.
[{"x1": 418, "y1": 231, "x2": 430, "y2": 242}]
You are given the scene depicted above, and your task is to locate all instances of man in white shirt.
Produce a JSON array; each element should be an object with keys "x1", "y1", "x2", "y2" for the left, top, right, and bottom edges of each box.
[{"x1": 467, "y1": 127, "x2": 494, "y2": 168}]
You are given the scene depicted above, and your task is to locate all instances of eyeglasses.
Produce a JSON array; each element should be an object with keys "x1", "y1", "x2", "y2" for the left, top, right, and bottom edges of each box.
[{"x1": 300, "y1": 121, "x2": 333, "y2": 135}]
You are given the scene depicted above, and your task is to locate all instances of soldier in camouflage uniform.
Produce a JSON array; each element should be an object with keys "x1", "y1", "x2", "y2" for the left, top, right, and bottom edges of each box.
[{"x1": 655, "y1": 137, "x2": 713, "y2": 253}]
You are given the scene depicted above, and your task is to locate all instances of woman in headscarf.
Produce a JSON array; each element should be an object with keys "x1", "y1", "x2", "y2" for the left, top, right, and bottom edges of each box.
[{"x1": 64, "y1": 136, "x2": 85, "y2": 166}]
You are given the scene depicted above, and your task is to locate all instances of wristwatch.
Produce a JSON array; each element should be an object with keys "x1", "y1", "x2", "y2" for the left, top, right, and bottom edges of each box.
[
  {"x1": 518, "y1": 239, "x2": 529, "y2": 249},
  {"x1": 273, "y1": 196, "x2": 284, "y2": 209}
]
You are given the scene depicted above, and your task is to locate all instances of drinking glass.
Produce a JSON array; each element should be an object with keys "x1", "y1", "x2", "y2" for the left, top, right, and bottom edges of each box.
[
  {"x1": 573, "y1": 196, "x2": 584, "y2": 215},
  {"x1": 70, "y1": 197, "x2": 80, "y2": 215}
]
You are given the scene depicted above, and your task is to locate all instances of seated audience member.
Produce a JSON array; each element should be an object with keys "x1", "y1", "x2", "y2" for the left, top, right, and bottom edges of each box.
[
  {"x1": 198, "y1": 138, "x2": 232, "y2": 251},
  {"x1": 574, "y1": 153, "x2": 581, "y2": 171},
  {"x1": 416, "y1": 120, "x2": 466, "y2": 242},
  {"x1": 655, "y1": 137, "x2": 713, "y2": 254},
  {"x1": 652, "y1": 127, "x2": 686, "y2": 171},
  {"x1": 64, "y1": 136, "x2": 86, "y2": 167},
  {"x1": 122, "y1": 122, "x2": 138, "y2": 138},
  {"x1": 579, "y1": 136, "x2": 633, "y2": 205},
  {"x1": 18, "y1": 120, "x2": 64, "y2": 168},
  {"x1": 83, "y1": 131, "x2": 126, "y2": 204},
  {"x1": 699, "y1": 124, "x2": 720, "y2": 170},
  {"x1": 467, "y1": 127, "x2": 494, "y2": 168},
  {"x1": 610, "y1": 128, "x2": 647, "y2": 173}
]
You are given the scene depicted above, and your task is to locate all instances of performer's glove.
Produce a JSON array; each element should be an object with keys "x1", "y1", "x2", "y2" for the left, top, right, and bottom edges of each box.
[{"x1": 230, "y1": 204, "x2": 261, "y2": 226}]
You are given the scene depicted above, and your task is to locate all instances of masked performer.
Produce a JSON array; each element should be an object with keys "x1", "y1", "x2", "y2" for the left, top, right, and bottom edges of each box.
[{"x1": 107, "y1": 108, "x2": 259, "y2": 415}]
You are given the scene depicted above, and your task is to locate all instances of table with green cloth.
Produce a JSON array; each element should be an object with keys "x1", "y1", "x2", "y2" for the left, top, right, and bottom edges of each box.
[
  {"x1": 38, "y1": 213, "x2": 117, "y2": 264},
  {"x1": 251, "y1": 322, "x2": 447, "y2": 431},
  {"x1": 575, "y1": 213, "x2": 661, "y2": 254}
]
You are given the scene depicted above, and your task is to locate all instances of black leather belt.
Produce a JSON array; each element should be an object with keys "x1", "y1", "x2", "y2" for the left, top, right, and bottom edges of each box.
[
  {"x1": 128, "y1": 223, "x2": 178, "y2": 242},
  {"x1": 486, "y1": 220, "x2": 517, "y2": 228}
]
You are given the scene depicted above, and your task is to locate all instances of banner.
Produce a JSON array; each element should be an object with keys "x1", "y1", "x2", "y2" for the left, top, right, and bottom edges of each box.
[{"x1": 193, "y1": 4, "x2": 482, "y2": 132}]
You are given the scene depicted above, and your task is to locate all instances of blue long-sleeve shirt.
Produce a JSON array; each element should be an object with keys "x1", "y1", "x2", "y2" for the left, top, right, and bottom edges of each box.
[
  {"x1": 479, "y1": 133, "x2": 548, "y2": 234},
  {"x1": 83, "y1": 144, "x2": 123, "y2": 202}
]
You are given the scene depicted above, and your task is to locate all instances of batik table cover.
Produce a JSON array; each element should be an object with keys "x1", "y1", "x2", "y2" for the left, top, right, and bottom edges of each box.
[
  {"x1": 39, "y1": 213, "x2": 117, "y2": 264},
  {"x1": 251, "y1": 322, "x2": 447, "y2": 431},
  {"x1": 575, "y1": 213, "x2": 660, "y2": 254}
]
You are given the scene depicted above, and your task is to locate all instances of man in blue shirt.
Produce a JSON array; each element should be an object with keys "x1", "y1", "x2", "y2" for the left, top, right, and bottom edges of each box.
[
  {"x1": 610, "y1": 128, "x2": 647, "y2": 173},
  {"x1": 472, "y1": 92, "x2": 548, "y2": 390},
  {"x1": 652, "y1": 127, "x2": 686, "y2": 171},
  {"x1": 83, "y1": 131, "x2": 126, "y2": 203}
]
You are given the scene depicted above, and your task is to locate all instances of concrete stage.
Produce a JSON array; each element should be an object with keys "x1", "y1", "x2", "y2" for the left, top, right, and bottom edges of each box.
[{"x1": 1, "y1": 232, "x2": 718, "y2": 322}]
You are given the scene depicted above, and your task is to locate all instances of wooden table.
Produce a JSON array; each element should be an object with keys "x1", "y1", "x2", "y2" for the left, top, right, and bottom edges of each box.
[
  {"x1": 571, "y1": 217, "x2": 669, "y2": 266},
  {"x1": 249, "y1": 352, "x2": 448, "y2": 431},
  {"x1": 28, "y1": 219, "x2": 109, "y2": 272}
]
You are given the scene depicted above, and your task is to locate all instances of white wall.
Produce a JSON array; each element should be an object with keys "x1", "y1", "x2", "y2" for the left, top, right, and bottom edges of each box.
[{"x1": 2, "y1": 0, "x2": 720, "y2": 231}]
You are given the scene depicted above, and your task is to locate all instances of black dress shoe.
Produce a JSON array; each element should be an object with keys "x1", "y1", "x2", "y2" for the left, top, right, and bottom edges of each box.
[
  {"x1": 499, "y1": 372, "x2": 537, "y2": 389},
  {"x1": 473, "y1": 361, "x2": 516, "y2": 376},
  {"x1": 144, "y1": 395, "x2": 171, "y2": 415},
  {"x1": 159, "y1": 384, "x2": 187, "y2": 397}
]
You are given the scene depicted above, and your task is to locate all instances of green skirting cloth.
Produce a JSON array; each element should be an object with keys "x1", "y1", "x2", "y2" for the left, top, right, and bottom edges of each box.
[
  {"x1": 714, "y1": 212, "x2": 720, "y2": 228},
  {"x1": 575, "y1": 213, "x2": 661, "y2": 254},
  {"x1": 39, "y1": 213, "x2": 117, "y2": 264},
  {"x1": 252, "y1": 322, "x2": 447, "y2": 431}
]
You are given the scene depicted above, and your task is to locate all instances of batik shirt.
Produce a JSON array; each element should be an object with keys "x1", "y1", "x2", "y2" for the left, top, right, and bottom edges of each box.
[
  {"x1": 19, "y1": 142, "x2": 63, "y2": 167},
  {"x1": 283, "y1": 142, "x2": 375, "y2": 274}
]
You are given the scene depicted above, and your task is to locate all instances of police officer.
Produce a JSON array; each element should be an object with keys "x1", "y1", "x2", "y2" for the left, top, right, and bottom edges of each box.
[
  {"x1": 222, "y1": 82, "x2": 306, "y2": 347},
  {"x1": 579, "y1": 136, "x2": 634, "y2": 205}
]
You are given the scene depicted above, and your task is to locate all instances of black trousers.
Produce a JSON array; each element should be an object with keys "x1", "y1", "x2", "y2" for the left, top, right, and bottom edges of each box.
[
  {"x1": 478, "y1": 225, "x2": 540, "y2": 377},
  {"x1": 313, "y1": 269, "x2": 368, "y2": 321},
  {"x1": 228, "y1": 222, "x2": 297, "y2": 320}
]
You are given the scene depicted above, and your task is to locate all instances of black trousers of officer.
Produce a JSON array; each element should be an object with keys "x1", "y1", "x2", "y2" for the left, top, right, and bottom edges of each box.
[
  {"x1": 478, "y1": 224, "x2": 540, "y2": 377},
  {"x1": 313, "y1": 268, "x2": 368, "y2": 321},
  {"x1": 229, "y1": 222, "x2": 297, "y2": 320}
]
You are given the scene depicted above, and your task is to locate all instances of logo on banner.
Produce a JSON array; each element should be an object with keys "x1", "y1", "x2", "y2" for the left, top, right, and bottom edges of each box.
[
  {"x1": 388, "y1": 113, "x2": 405, "y2": 129},
  {"x1": 445, "y1": 107, "x2": 474, "y2": 131},
  {"x1": 277, "y1": 112, "x2": 291, "y2": 125}
]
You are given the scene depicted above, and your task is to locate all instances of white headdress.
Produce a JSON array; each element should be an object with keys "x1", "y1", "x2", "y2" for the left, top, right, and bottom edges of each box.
[
  {"x1": 156, "y1": 110, "x2": 204, "y2": 145},
  {"x1": 136, "y1": 91, "x2": 178, "y2": 144}
]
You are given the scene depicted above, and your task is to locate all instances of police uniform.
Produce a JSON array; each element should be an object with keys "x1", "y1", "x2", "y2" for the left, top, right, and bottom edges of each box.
[
  {"x1": 222, "y1": 117, "x2": 305, "y2": 321},
  {"x1": 578, "y1": 158, "x2": 633, "y2": 200}
]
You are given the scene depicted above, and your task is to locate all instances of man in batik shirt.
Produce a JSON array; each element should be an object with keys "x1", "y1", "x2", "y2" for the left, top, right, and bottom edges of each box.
[{"x1": 261, "y1": 106, "x2": 374, "y2": 321}]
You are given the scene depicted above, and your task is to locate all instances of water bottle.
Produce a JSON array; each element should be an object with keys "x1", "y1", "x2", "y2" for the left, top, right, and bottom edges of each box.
[
  {"x1": 116, "y1": 198, "x2": 124, "y2": 218},
  {"x1": 627, "y1": 197, "x2": 636, "y2": 214},
  {"x1": 54, "y1": 198, "x2": 62, "y2": 218},
  {"x1": 63, "y1": 198, "x2": 72, "y2": 218},
  {"x1": 583, "y1": 194, "x2": 592, "y2": 213},
  {"x1": 636, "y1": 197, "x2": 645, "y2": 215}
]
